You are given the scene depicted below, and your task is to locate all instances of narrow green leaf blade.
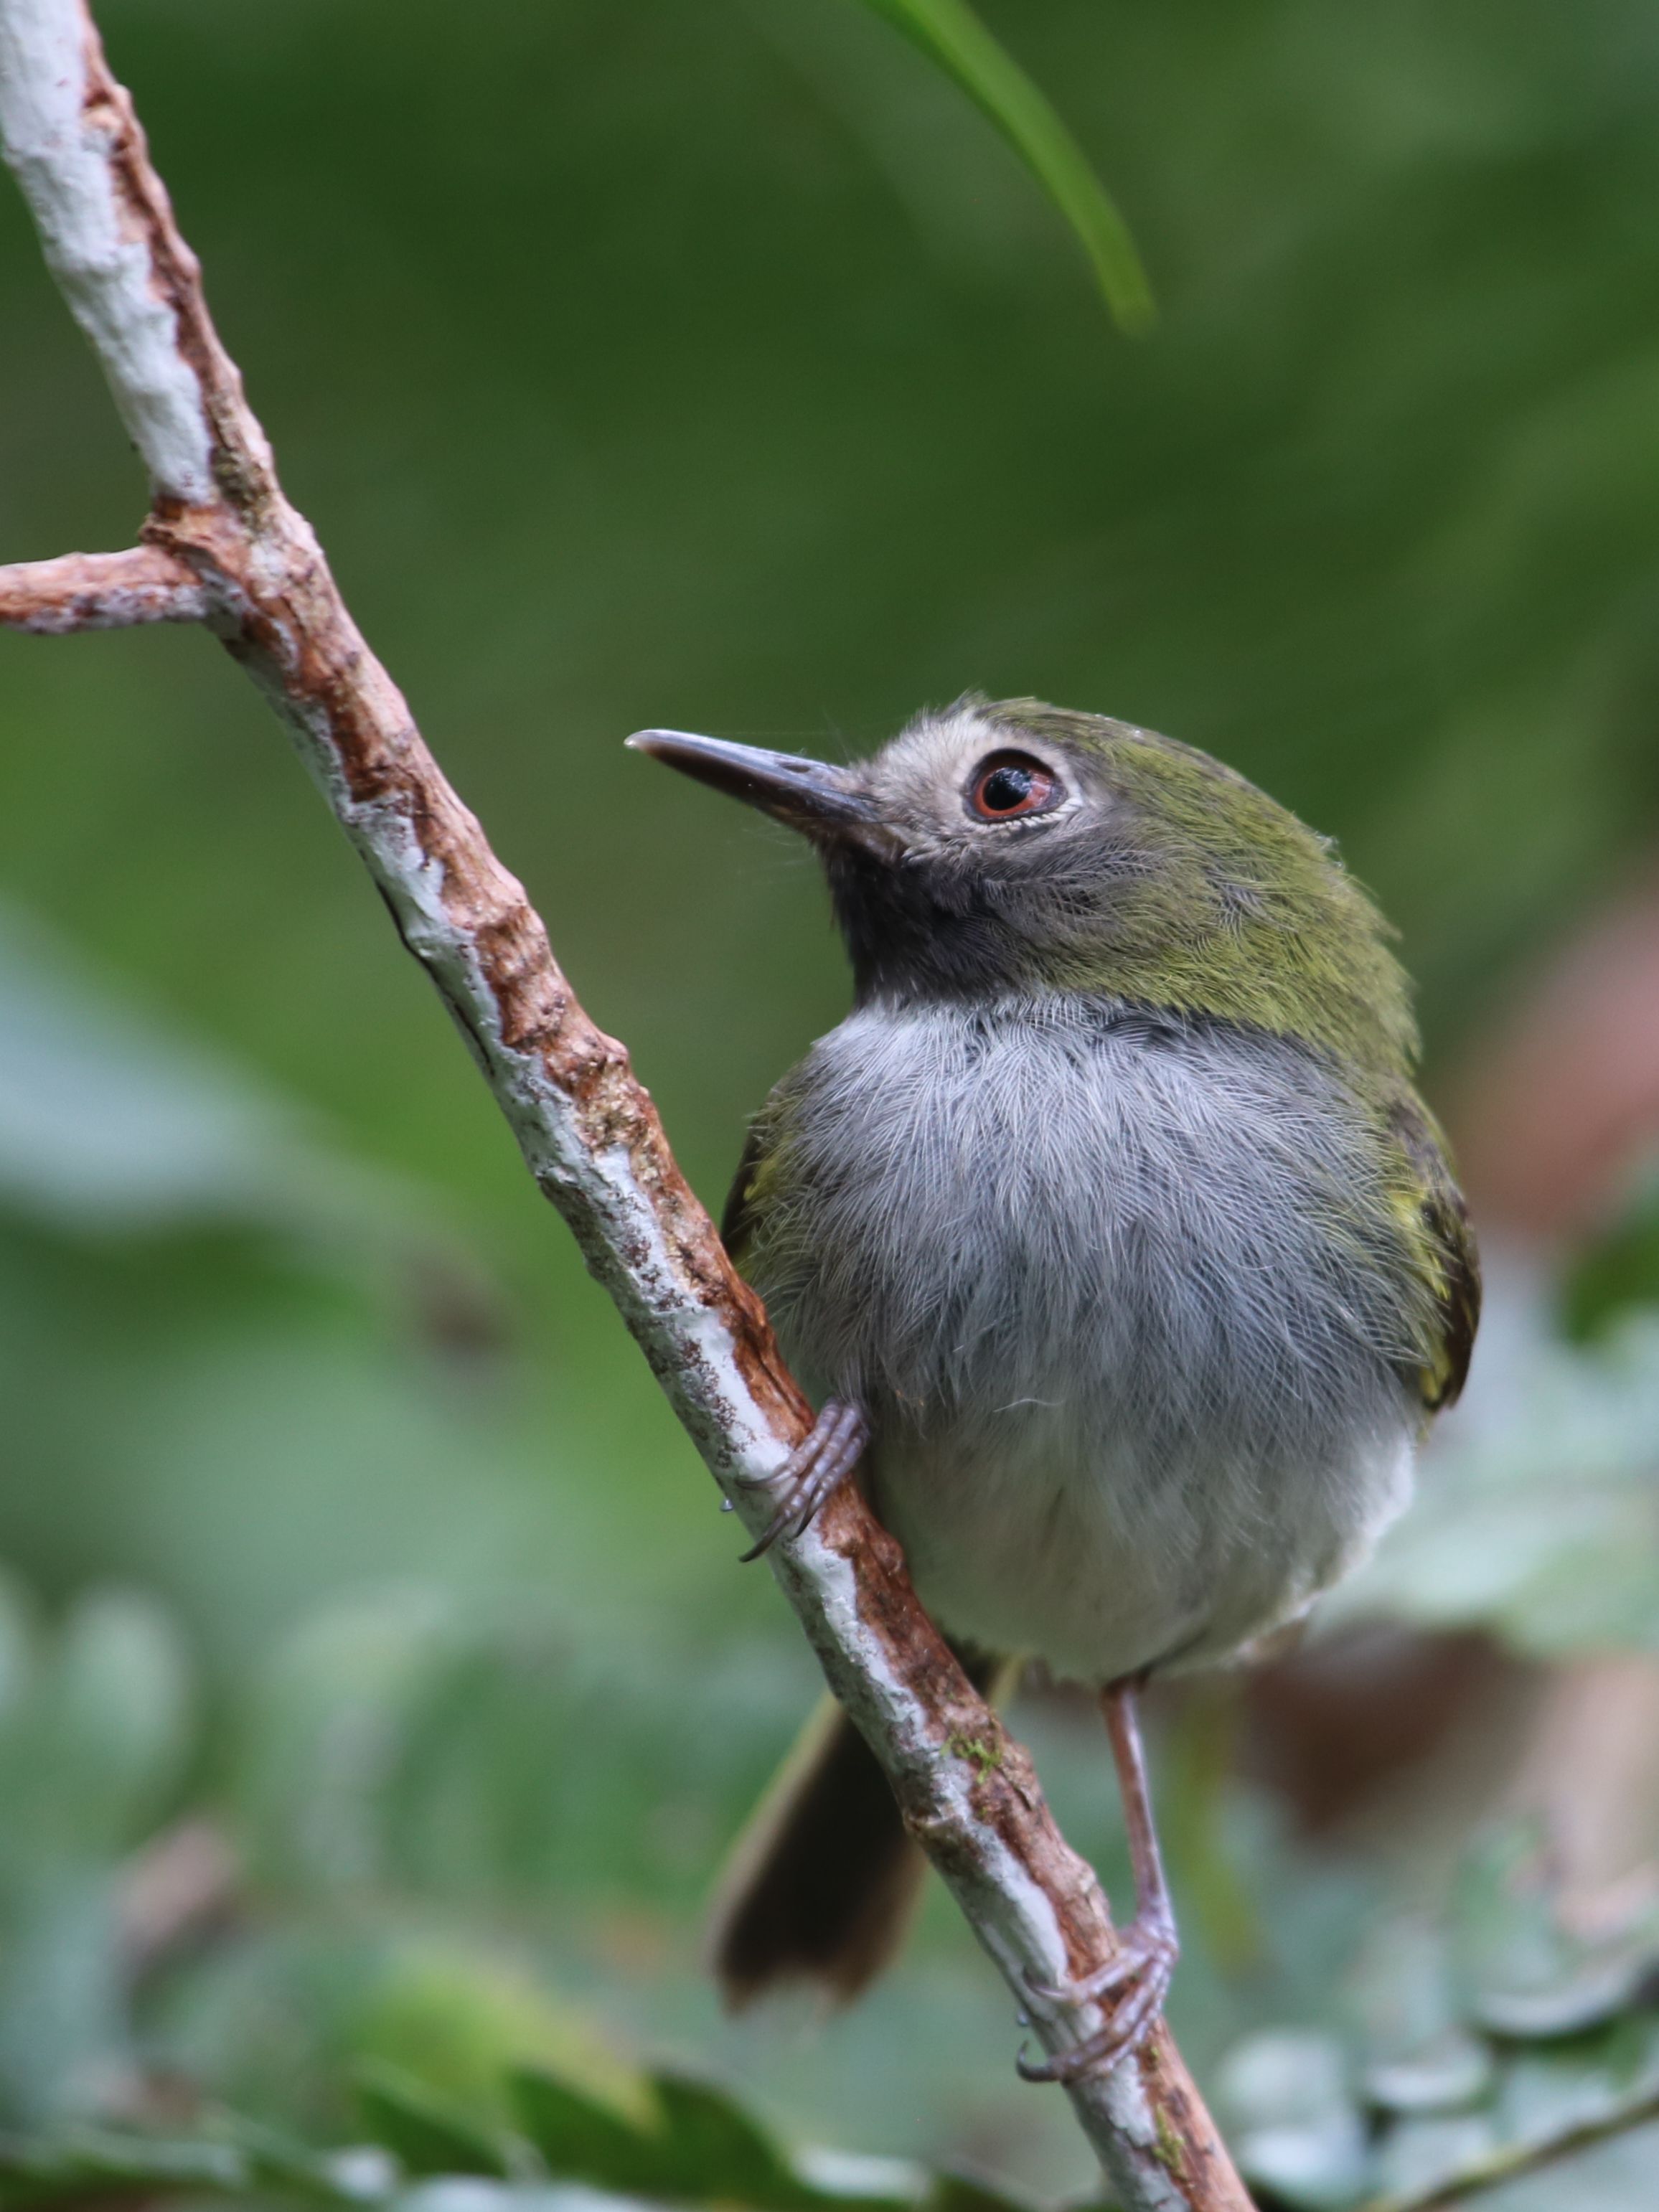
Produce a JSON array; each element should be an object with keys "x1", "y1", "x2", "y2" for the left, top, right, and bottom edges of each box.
[
  {"x1": 650, "y1": 2074, "x2": 817, "y2": 2209},
  {"x1": 0, "y1": 2132, "x2": 252, "y2": 2212},
  {"x1": 354, "y1": 2065, "x2": 512, "y2": 2180},
  {"x1": 507, "y1": 2070, "x2": 668, "y2": 2196},
  {"x1": 852, "y1": 0, "x2": 1154, "y2": 332}
]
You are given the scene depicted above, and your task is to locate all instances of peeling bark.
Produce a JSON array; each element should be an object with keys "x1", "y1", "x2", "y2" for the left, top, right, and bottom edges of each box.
[{"x1": 0, "y1": 4, "x2": 1251, "y2": 2203}]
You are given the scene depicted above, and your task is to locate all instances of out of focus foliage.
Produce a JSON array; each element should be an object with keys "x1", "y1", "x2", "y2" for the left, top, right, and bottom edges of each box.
[
  {"x1": 1561, "y1": 1171, "x2": 1659, "y2": 1346},
  {"x1": 0, "y1": 900, "x2": 1656, "y2": 2208},
  {"x1": 1332, "y1": 1285, "x2": 1659, "y2": 1658},
  {"x1": 6, "y1": 0, "x2": 1659, "y2": 2206}
]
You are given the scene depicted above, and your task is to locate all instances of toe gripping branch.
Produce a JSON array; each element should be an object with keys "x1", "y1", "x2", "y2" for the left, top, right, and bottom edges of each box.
[
  {"x1": 735, "y1": 1397, "x2": 870, "y2": 1560},
  {"x1": 1017, "y1": 1678, "x2": 1180, "y2": 2084},
  {"x1": 1017, "y1": 1912, "x2": 1180, "y2": 2083}
]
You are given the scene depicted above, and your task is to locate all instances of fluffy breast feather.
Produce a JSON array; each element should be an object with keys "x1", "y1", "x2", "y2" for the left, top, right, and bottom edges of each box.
[{"x1": 732, "y1": 998, "x2": 1438, "y2": 1683}]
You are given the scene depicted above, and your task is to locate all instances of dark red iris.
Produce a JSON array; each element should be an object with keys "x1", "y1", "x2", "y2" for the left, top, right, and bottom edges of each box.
[{"x1": 968, "y1": 751, "x2": 1058, "y2": 822}]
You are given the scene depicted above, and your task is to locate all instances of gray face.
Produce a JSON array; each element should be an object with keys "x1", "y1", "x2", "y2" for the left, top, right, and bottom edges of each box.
[
  {"x1": 845, "y1": 704, "x2": 1086, "y2": 856},
  {"x1": 628, "y1": 702, "x2": 1139, "y2": 1005}
]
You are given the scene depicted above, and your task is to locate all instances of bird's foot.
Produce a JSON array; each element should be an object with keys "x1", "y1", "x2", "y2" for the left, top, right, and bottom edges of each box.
[
  {"x1": 735, "y1": 1398, "x2": 868, "y2": 1561},
  {"x1": 1016, "y1": 1914, "x2": 1178, "y2": 2083}
]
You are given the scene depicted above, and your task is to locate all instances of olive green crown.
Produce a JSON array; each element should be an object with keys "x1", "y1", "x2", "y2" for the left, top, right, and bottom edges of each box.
[{"x1": 978, "y1": 700, "x2": 1416, "y2": 1081}]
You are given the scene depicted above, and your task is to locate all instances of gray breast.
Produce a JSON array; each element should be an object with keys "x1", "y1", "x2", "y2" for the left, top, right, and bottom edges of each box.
[{"x1": 744, "y1": 999, "x2": 1426, "y2": 1684}]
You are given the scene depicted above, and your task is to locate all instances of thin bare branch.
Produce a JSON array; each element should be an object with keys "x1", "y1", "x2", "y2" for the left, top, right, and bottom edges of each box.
[
  {"x1": 0, "y1": 4, "x2": 1251, "y2": 2205},
  {"x1": 0, "y1": 545, "x2": 211, "y2": 631}
]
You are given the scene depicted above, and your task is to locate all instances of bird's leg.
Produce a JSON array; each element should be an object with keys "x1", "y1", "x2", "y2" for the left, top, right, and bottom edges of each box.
[
  {"x1": 733, "y1": 1397, "x2": 869, "y2": 1561},
  {"x1": 1018, "y1": 1677, "x2": 1179, "y2": 2081}
]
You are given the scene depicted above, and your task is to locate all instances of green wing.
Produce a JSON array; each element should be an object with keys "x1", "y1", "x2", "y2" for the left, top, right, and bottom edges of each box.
[
  {"x1": 720, "y1": 1112, "x2": 786, "y2": 1281},
  {"x1": 1389, "y1": 1094, "x2": 1482, "y2": 1414}
]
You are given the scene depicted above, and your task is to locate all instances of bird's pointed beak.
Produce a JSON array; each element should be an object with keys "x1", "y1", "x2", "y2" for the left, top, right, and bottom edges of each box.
[{"x1": 626, "y1": 730, "x2": 880, "y2": 843}]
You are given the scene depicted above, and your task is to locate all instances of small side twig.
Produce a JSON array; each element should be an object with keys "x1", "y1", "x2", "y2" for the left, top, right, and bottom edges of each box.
[
  {"x1": 0, "y1": 4, "x2": 1251, "y2": 2206},
  {"x1": 0, "y1": 545, "x2": 211, "y2": 632}
]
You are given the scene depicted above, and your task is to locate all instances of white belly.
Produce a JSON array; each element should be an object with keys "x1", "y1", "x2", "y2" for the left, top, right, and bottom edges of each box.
[
  {"x1": 746, "y1": 997, "x2": 1427, "y2": 1684},
  {"x1": 868, "y1": 1406, "x2": 1414, "y2": 1685}
]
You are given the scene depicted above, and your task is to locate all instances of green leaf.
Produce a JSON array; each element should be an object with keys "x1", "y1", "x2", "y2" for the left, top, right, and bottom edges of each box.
[
  {"x1": 354, "y1": 2064, "x2": 513, "y2": 2180},
  {"x1": 0, "y1": 2124, "x2": 400, "y2": 2212},
  {"x1": 510, "y1": 2069, "x2": 913, "y2": 2211},
  {"x1": 40, "y1": 1590, "x2": 193, "y2": 1849},
  {"x1": 921, "y1": 2174, "x2": 1048, "y2": 2212},
  {"x1": 1213, "y1": 2030, "x2": 1368, "y2": 2210},
  {"x1": 1363, "y1": 2035, "x2": 1493, "y2": 2119},
  {"x1": 850, "y1": 0, "x2": 1153, "y2": 332},
  {"x1": 1561, "y1": 1164, "x2": 1659, "y2": 1342},
  {"x1": 508, "y1": 2070, "x2": 666, "y2": 2197},
  {"x1": 1365, "y1": 2111, "x2": 1499, "y2": 2207},
  {"x1": 1331, "y1": 1305, "x2": 1659, "y2": 1659},
  {"x1": 0, "y1": 2131, "x2": 252, "y2": 2211},
  {"x1": 650, "y1": 2074, "x2": 820, "y2": 2210},
  {"x1": 0, "y1": 900, "x2": 390, "y2": 1242},
  {"x1": 212, "y1": 2114, "x2": 398, "y2": 2206},
  {"x1": 1474, "y1": 1954, "x2": 1659, "y2": 2041}
]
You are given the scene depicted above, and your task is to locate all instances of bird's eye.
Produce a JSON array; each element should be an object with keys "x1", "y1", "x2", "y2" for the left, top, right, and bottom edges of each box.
[{"x1": 967, "y1": 750, "x2": 1060, "y2": 822}]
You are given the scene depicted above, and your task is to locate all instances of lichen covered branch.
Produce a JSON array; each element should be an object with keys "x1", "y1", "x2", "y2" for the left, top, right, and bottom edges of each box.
[{"x1": 0, "y1": 4, "x2": 1250, "y2": 2204}]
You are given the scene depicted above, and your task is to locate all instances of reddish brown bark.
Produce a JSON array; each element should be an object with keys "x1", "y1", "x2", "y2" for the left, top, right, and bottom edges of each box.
[{"x1": 0, "y1": 543, "x2": 207, "y2": 631}]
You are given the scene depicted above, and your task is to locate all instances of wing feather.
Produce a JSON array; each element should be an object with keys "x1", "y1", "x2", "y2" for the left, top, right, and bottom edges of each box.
[
  {"x1": 720, "y1": 1116, "x2": 775, "y2": 1277},
  {"x1": 1390, "y1": 1094, "x2": 1481, "y2": 1413}
]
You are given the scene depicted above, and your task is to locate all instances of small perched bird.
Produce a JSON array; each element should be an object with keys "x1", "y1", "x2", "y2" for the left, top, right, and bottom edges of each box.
[{"x1": 629, "y1": 698, "x2": 1479, "y2": 2076}]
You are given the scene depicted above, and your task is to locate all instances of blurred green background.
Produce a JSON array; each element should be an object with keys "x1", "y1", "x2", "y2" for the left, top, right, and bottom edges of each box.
[{"x1": 5, "y1": 1, "x2": 1659, "y2": 2207}]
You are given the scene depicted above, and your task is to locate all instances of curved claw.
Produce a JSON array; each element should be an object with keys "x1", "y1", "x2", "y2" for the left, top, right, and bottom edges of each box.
[
  {"x1": 738, "y1": 1398, "x2": 868, "y2": 1561},
  {"x1": 1018, "y1": 1968, "x2": 1171, "y2": 2083},
  {"x1": 1016, "y1": 1947, "x2": 1176, "y2": 2084},
  {"x1": 1016, "y1": 1919, "x2": 1178, "y2": 2084}
]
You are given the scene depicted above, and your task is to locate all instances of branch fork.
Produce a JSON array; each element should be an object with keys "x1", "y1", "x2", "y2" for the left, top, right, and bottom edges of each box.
[{"x1": 0, "y1": 4, "x2": 1250, "y2": 2205}]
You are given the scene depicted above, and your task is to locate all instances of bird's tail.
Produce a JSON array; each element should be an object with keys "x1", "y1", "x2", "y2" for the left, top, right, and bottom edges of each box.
[{"x1": 708, "y1": 1648, "x2": 1015, "y2": 2010}]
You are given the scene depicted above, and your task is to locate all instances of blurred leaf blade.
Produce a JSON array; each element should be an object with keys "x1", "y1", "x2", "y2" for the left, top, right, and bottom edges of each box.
[
  {"x1": 507, "y1": 2071, "x2": 667, "y2": 2198},
  {"x1": 510, "y1": 2066, "x2": 913, "y2": 2211},
  {"x1": 0, "y1": 2130, "x2": 255, "y2": 2211},
  {"x1": 850, "y1": 0, "x2": 1154, "y2": 331},
  {"x1": 649, "y1": 2074, "x2": 827, "y2": 2211},
  {"x1": 355, "y1": 2066, "x2": 513, "y2": 2182}
]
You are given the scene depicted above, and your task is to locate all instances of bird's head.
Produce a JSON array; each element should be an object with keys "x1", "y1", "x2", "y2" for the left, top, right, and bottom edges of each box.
[{"x1": 629, "y1": 696, "x2": 1414, "y2": 1074}]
